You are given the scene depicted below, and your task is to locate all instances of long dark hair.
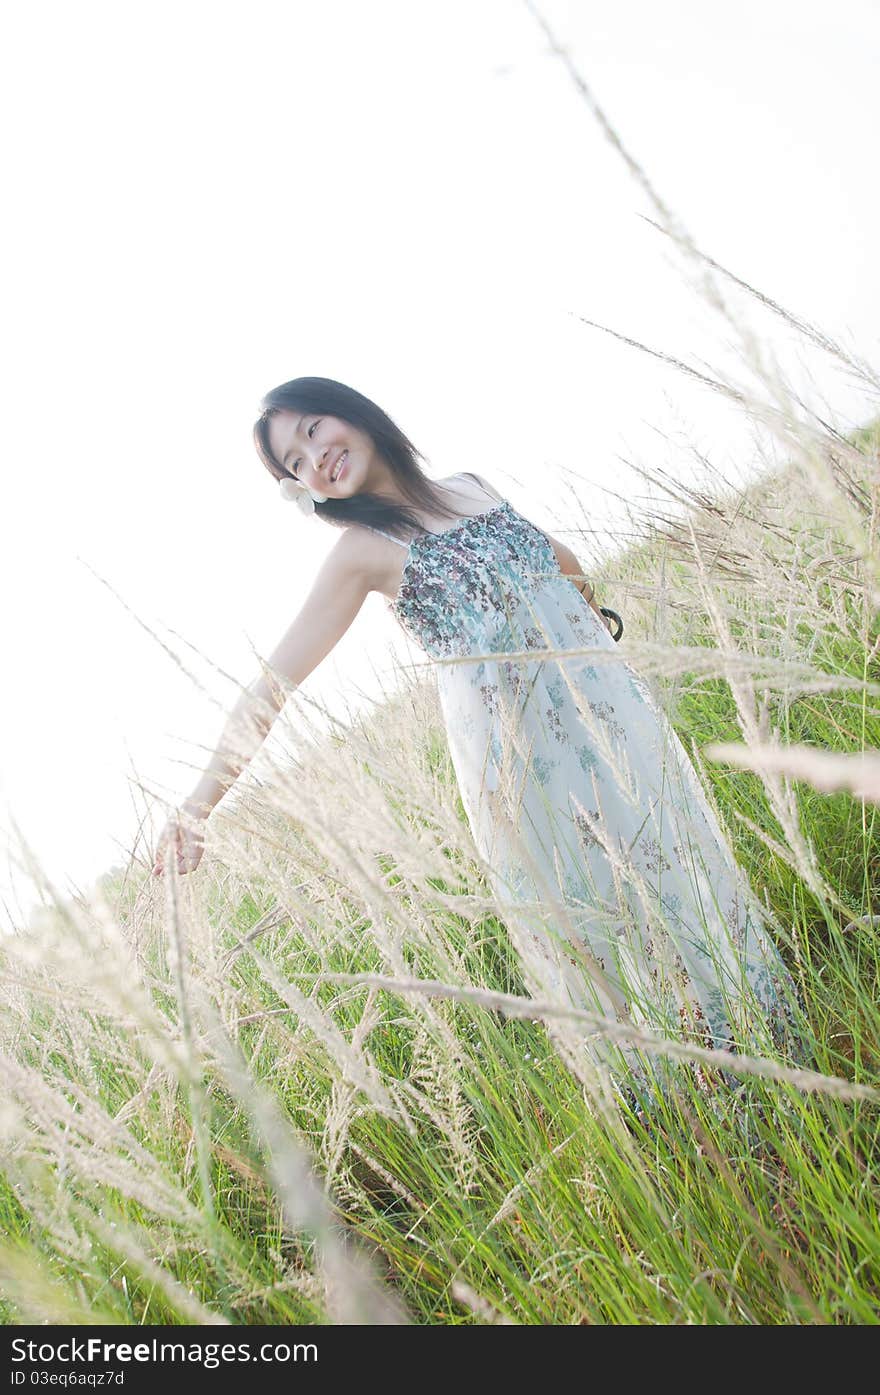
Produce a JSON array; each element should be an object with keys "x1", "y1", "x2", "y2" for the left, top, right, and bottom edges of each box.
[{"x1": 253, "y1": 376, "x2": 464, "y2": 540}]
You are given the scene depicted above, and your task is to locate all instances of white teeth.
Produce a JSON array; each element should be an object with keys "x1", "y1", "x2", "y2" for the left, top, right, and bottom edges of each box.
[{"x1": 331, "y1": 450, "x2": 347, "y2": 482}]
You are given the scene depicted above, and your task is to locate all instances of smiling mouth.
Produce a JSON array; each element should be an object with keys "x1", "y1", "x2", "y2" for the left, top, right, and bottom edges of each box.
[{"x1": 330, "y1": 450, "x2": 348, "y2": 483}]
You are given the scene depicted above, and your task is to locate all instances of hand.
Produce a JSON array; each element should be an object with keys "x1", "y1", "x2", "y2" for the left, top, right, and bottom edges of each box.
[{"x1": 151, "y1": 808, "x2": 206, "y2": 877}]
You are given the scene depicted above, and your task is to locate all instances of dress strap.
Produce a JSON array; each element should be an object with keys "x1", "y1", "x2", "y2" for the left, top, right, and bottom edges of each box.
[
  {"x1": 459, "y1": 471, "x2": 504, "y2": 504},
  {"x1": 368, "y1": 525, "x2": 408, "y2": 548},
  {"x1": 368, "y1": 472, "x2": 502, "y2": 548}
]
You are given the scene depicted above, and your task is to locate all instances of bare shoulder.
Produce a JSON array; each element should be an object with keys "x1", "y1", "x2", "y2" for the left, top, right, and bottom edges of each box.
[
  {"x1": 458, "y1": 470, "x2": 504, "y2": 503},
  {"x1": 326, "y1": 523, "x2": 389, "y2": 590}
]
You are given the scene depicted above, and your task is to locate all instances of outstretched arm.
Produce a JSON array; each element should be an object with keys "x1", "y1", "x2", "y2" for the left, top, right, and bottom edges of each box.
[{"x1": 152, "y1": 528, "x2": 372, "y2": 875}]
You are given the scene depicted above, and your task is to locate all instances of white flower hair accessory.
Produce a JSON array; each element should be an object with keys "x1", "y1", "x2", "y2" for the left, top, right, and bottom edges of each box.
[{"x1": 279, "y1": 476, "x2": 328, "y2": 514}]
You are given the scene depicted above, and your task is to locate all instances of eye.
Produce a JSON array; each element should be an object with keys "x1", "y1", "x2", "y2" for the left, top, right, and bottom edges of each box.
[{"x1": 290, "y1": 419, "x2": 320, "y2": 476}]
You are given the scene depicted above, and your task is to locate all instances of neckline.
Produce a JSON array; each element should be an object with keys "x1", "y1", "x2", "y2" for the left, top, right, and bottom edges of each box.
[
  {"x1": 409, "y1": 499, "x2": 509, "y2": 548},
  {"x1": 391, "y1": 501, "x2": 512, "y2": 610}
]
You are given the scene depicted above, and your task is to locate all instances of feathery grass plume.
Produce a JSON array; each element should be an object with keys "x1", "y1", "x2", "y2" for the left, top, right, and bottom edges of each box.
[
  {"x1": 193, "y1": 988, "x2": 410, "y2": 1325},
  {"x1": 0, "y1": 1242, "x2": 120, "y2": 1325},
  {"x1": 705, "y1": 743, "x2": 880, "y2": 806},
  {"x1": 450, "y1": 1279, "x2": 518, "y2": 1324},
  {"x1": 76, "y1": 1203, "x2": 231, "y2": 1326},
  {"x1": 285, "y1": 971, "x2": 877, "y2": 1101},
  {"x1": 319, "y1": 988, "x2": 388, "y2": 1183}
]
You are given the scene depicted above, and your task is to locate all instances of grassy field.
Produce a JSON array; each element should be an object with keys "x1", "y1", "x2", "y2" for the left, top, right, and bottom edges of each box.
[{"x1": 2, "y1": 399, "x2": 879, "y2": 1324}]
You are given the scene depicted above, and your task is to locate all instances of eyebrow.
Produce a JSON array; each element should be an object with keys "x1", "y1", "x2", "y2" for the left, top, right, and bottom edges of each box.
[{"x1": 281, "y1": 415, "x2": 305, "y2": 470}]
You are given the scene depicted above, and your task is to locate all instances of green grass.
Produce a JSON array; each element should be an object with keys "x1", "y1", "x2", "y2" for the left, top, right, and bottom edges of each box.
[{"x1": 2, "y1": 416, "x2": 879, "y2": 1324}]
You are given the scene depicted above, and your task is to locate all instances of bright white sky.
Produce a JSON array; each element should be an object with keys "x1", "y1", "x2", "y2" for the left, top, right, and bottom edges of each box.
[{"x1": 1, "y1": 0, "x2": 878, "y2": 932}]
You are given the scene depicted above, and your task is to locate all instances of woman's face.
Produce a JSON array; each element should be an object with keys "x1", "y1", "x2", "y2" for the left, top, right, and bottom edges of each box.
[{"x1": 266, "y1": 409, "x2": 380, "y2": 498}]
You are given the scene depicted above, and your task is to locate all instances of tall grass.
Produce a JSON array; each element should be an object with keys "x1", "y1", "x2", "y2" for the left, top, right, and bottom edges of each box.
[
  {"x1": 2, "y1": 402, "x2": 877, "y2": 1323},
  {"x1": 2, "y1": 13, "x2": 879, "y2": 1326}
]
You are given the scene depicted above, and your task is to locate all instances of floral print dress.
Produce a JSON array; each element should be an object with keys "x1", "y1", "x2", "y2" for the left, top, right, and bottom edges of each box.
[{"x1": 369, "y1": 474, "x2": 804, "y2": 1093}]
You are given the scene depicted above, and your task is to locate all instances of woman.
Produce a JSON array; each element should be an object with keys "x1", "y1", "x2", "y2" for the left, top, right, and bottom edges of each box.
[{"x1": 152, "y1": 376, "x2": 803, "y2": 1090}]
